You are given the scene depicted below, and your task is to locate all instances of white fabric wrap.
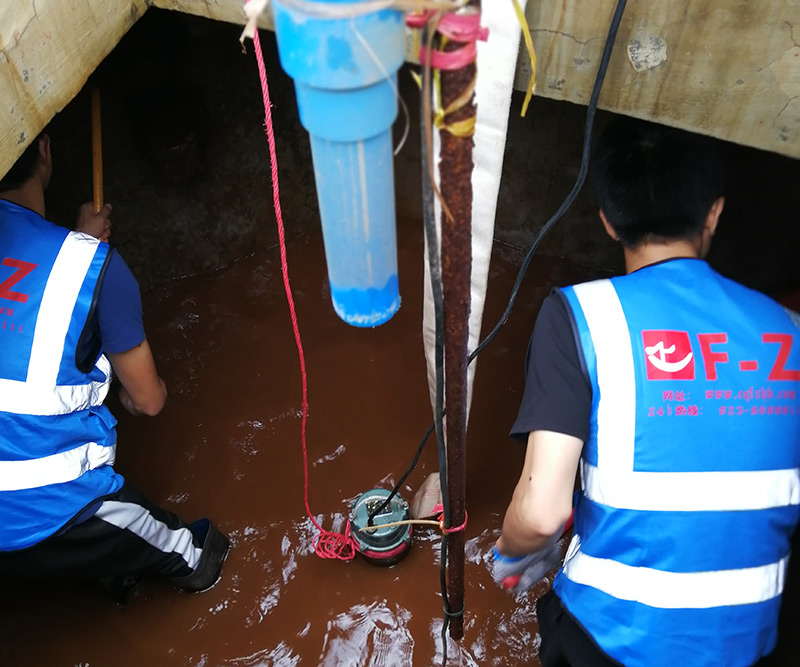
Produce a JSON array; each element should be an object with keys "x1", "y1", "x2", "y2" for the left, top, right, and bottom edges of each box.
[{"x1": 423, "y1": 1, "x2": 527, "y2": 423}]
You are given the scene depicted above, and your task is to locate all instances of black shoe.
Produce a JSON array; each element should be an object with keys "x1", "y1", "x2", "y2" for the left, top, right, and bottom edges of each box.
[
  {"x1": 98, "y1": 574, "x2": 139, "y2": 604},
  {"x1": 170, "y1": 520, "x2": 230, "y2": 593},
  {"x1": 189, "y1": 518, "x2": 210, "y2": 543}
]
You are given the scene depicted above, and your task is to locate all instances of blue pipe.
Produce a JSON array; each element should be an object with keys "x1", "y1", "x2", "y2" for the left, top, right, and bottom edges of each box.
[{"x1": 271, "y1": 0, "x2": 405, "y2": 327}]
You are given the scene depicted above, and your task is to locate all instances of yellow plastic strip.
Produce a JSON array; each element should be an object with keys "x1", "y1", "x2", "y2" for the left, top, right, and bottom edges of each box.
[
  {"x1": 511, "y1": 0, "x2": 537, "y2": 117},
  {"x1": 440, "y1": 116, "x2": 476, "y2": 138},
  {"x1": 433, "y1": 66, "x2": 478, "y2": 138}
]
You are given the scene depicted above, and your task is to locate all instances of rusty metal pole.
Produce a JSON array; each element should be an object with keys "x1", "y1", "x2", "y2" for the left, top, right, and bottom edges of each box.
[{"x1": 438, "y1": 0, "x2": 479, "y2": 641}]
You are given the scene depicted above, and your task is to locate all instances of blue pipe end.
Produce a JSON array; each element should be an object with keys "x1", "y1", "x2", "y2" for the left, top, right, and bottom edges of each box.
[
  {"x1": 332, "y1": 274, "x2": 400, "y2": 328},
  {"x1": 271, "y1": 0, "x2": 404, "y2": 328}
]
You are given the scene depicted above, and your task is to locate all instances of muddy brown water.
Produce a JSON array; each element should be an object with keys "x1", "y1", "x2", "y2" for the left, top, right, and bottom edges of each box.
[
  {"x1": 3, "y1": 214, "x2": 800, "y2": 665},
  {"x1": 0, "y1": 219, "x2": 629, "y2": 665}
]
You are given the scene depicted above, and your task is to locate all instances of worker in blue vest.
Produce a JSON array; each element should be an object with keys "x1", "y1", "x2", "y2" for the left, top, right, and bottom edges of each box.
[
  {"x1": 0, "y1": 133, "x2": 229, "y2": 600},
  {"x1": 491, "y1": 117, "x2": 800, "y2": 666}
]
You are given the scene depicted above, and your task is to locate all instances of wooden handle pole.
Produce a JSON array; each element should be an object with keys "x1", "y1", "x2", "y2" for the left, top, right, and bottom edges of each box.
[{"x1": 91, "y1": 86, "x2": 103, "y2": 213}]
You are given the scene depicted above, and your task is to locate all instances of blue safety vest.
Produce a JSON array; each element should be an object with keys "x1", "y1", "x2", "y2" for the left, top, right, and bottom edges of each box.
[
  {"x1": 0, "y1": 200, "x2": 123, "y2": 551},
  {"x1": 555, "y1": 259, "x2": 800, "y2": 667}
]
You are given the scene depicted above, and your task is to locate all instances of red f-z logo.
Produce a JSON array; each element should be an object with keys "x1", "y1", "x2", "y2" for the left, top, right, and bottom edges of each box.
[
  {"x1": 642, "y1": 330, "x2": 696, "y2": 380},
  {"x1": 0, "y1": 258, "x2": 38, "y2": 303}
]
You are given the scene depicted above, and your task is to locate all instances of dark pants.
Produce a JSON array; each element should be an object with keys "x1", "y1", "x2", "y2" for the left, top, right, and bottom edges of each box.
[
  {"x1": 537, "y1": 589, "x2": 622, "y2": 667},
  {"x1": 0, "y1": 482, "x2": 228, "y2": 597},
  {"x1": 537, "y1": 589, "x2": 777, "y2": 667}
]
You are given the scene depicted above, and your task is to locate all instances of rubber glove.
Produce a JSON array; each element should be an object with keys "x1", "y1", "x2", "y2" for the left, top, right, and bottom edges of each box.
[{"x1": 490, "y1": 544, "x2": 562, "y2": 593}]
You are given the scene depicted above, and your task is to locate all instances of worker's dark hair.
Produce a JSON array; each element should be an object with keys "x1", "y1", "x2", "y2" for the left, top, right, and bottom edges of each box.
[
  {"x1": 0, "y1": 133, "x2": 45, "y2": 192},
  {"x1": 591, "y1": 116, "x2": 724, "y2": 248}
]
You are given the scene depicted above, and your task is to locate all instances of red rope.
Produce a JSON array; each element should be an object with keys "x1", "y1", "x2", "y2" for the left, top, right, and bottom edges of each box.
[
  {"x1": 440, "y1": 511, "x2": 468, "y2": 535},
  {"x1": 251, "y1": 28, "x2": 356, "y2": 561},
  {"x1": 430, "y1": 503, "x2": 468, "y2": 534}
]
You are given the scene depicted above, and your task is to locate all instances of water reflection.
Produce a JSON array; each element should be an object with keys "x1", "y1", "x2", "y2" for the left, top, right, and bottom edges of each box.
[
  {"x1": 319, "y1": 600, "x2": 414, "y2": 666},
  {"x1": 223, "y1": 643, "x2": 301, "y2": 667}
]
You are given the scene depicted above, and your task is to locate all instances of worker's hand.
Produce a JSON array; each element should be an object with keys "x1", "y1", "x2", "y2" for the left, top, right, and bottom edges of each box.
[
  {"x1": 76, "y1": 202, "x2": 112, "y2": 243},
  {"x1": 490, "y1": 544, "x2": 562, "y2": 593}
]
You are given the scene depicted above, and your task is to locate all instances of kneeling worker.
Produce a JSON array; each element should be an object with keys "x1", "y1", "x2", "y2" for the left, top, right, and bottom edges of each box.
[
  {"x1": 492, "y1": 117, "x2": 800, "y2": 666},
  {"x1": 0, "y1": 132, "x2": 229, "y2": 599}
]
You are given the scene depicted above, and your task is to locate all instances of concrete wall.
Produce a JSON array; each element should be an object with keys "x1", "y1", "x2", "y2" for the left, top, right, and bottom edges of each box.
[
  {"x1": 44, "y1": 13, "x2": 315, "y2": 291},
  {"x1": 519, "y1": 0, "x2": 800, "y2": 160}
]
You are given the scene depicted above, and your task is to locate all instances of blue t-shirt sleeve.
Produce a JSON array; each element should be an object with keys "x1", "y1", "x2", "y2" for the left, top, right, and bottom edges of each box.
[{"x1": 97, "y1": 251, "x2": 146, "y2": 354}]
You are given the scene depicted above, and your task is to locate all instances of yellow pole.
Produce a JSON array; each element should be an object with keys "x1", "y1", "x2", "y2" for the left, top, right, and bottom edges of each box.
[{"x1": 91, "y1": 86, "x2": 103, "y2": 213}]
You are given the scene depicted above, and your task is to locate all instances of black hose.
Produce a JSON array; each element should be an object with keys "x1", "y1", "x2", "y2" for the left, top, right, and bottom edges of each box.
[{"x1": 469, "y1": 0, "x2": 628, "y2": 362}]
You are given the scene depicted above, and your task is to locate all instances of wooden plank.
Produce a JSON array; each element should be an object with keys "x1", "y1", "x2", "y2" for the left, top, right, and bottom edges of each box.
[
  {"x1": 0, "y1": 0, "x2": 148, "y2": 178},
  {"x1": 515, "y1": 0, "x2": 800, "y2": 158}
]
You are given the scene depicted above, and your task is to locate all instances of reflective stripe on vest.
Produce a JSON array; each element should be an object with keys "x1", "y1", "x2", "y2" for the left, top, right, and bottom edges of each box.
[
  {"x1": 574, "y1": 279, "x2": 800, "y2": 513},
  {"x1": 0, "y1": 232, "x2": 112, "y2": 491},
  {"x1": 28, "y1": 233, "x2": 102, "y2": 385},
  {"x1": 555, "y1": 264, "x2": 800, "y2": 665},
  {"x1": 563, "y1": 278, "x2": 797, "y2": 608},
  {"x1": 582, "y1": 459, "x2": 800, "y2": 511},
  {"x1": 0, "y1": 232, "x2": 111, "y2": 412},
  {"x1": 0, "y1": 354, "x2": 111, "y2": 416},
  {"x1": 0, "y1": 441, "x2": 116, "y2": 491},
  {"x1": 563, "y1": 534, "x2": 788, "y2": 609}
]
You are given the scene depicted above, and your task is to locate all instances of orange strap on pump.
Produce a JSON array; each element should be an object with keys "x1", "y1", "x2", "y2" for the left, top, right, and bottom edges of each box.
[{"x1": 430, "y1": 503, "x2": 468, "y2": 534}]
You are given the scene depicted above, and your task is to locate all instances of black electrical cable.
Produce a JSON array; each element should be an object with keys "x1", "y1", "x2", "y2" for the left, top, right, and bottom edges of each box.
[
  {"x1": 363, "y1": 17, "x2": 453, "y2": 661},
  {"x1": 369, "y1": 1, "x2": 628, "y2": 662},
  {"x1": 469, "y1": 0, "x2": 628, "y2": 363},
  {"x1": 416, "y1": 21, "x2": 455, "y2": 663}
]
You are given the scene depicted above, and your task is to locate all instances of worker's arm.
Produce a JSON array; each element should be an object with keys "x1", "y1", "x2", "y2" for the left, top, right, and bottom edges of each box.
[
  {"x1": 107, "y1": 338, "x2": 167, "y2": 416},
  {"x1": 496, "y1": 429, "x2": 583, "y2": 557},
  {"x1": 490, "y1": 430, "x2": 582, "y2": 592}
]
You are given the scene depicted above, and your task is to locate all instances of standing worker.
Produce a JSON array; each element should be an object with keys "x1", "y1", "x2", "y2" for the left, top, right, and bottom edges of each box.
[
  {"x1": 0, "y1": 133, "x2": 229, "y2": 599},
  {"x1": 491, "y1": 117, "x2": 800, "y2": 666}
]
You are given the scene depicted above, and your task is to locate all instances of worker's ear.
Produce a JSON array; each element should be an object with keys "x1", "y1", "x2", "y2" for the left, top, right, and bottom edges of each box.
[
  {"x1": 705, "y1": 197, "x2": 724, "y2": 237},
  {"x1": 599, "y1": 210, "x2": 619, "y2": 242},
  {"x1": 38, "y1": 133, "x2": 51, "y2": 167},
  {"x1": 38, "y1": 133, "x2": 53, "y2": 188},
  {"x1": 698, "y1": 196, "x2": 724, "y2": 258}
]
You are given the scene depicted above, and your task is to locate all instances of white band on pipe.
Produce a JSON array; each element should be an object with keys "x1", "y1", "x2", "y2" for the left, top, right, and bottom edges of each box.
[{"x1": 423, "y1": 0, "x2": 528, "y2": 421}]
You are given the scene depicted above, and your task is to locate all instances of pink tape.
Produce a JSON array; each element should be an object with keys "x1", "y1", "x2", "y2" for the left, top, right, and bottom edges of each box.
[
  {"x1": 407, "y1": 11, "x2": 488, "y2": 42},
  {"x1": 407, "y1": 10, "x2": 489, "y2": 69},
  {"x1": 418, "y1": 42, "x2": 478, "y2": 70},
  {"x1": 438, "y1": 13, "x2": 489, "y2": 43}
]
